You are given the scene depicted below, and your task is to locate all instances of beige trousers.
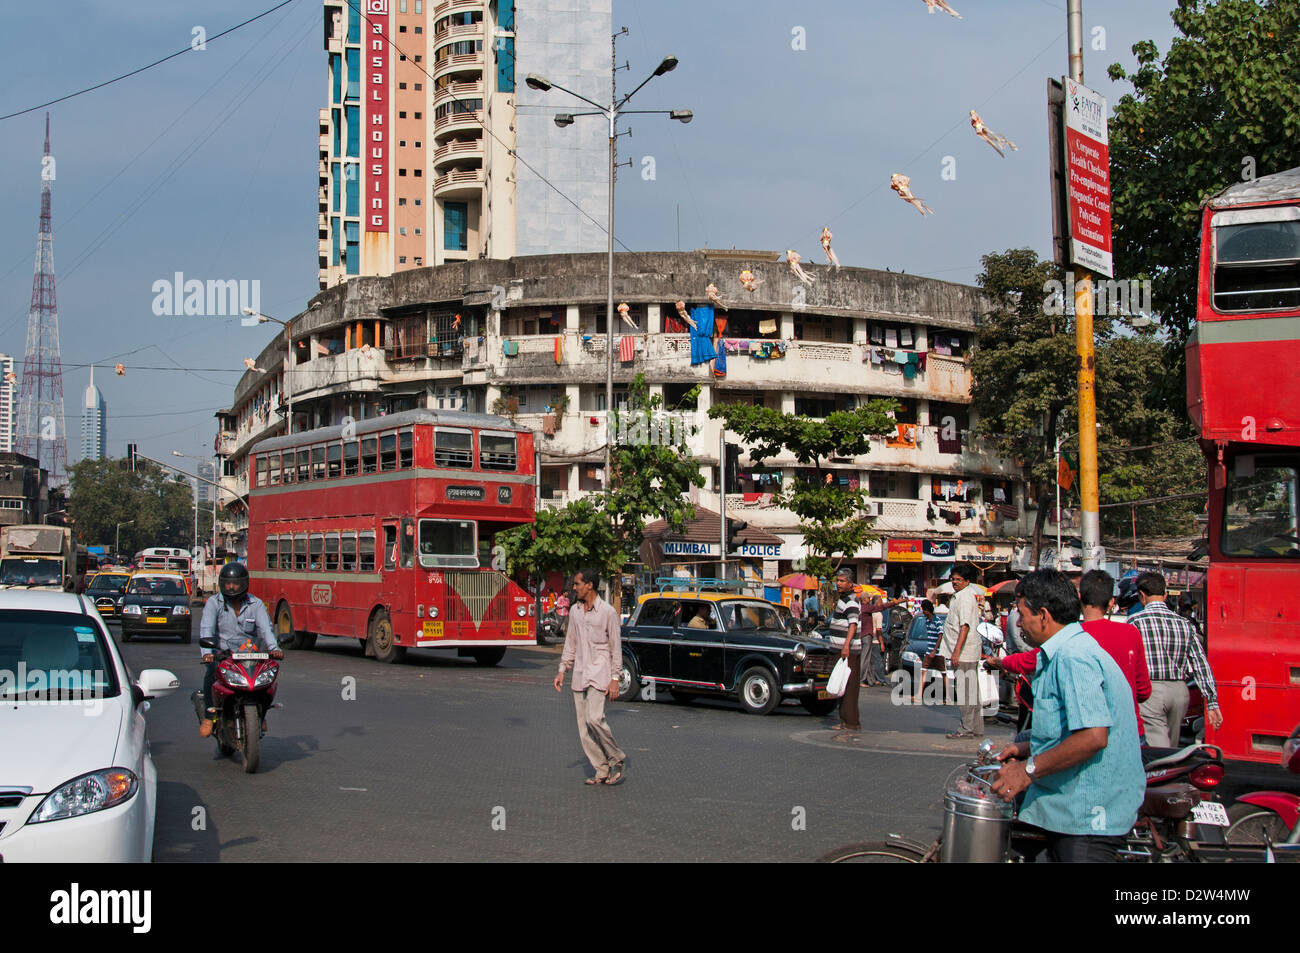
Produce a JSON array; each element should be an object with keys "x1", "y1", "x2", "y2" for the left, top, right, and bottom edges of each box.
[
  {"x1": 1140, "y1": 680, "x2": 1189, "y2": 747},
  {"x1": 573, "y1": 687, "x2": 626, "y2": 777}
]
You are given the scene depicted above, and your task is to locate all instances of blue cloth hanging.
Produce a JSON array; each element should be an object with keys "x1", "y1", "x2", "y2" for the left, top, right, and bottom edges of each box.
[
  {"x1": 714, "y1": 344, "x2": 727, "y2": 377},
  {"x1": 689, "y1": 305, "x2": 716, "y2": 366}
]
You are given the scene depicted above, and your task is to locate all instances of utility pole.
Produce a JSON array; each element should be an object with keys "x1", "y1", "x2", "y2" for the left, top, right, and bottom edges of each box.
[{"x1": 1067, "y1": 0, "x2": 1102, "y2": 571}]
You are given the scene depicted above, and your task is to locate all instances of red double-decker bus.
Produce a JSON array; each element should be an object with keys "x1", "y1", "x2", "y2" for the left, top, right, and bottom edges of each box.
[
  {"x1": 246, "y1": 409, "x2": 537, "y2": 665},
  {"x1": 1187, "y1": 166, "x2": 1300, "y2": 765}
]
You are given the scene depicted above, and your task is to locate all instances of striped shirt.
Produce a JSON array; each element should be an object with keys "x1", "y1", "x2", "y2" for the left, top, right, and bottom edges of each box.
[
  {"x1": 828, "y1": 592, "x2": 862, "y2": 649},
  {"x1": 1129, "y1": 600, "x2": 1219, "y2": 707}
]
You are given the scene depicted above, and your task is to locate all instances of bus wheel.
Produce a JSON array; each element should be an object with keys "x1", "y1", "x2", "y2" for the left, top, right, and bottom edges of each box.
[
  {"x1": 297, "y1": 632, "x2": 316, "y2": 650},
  {"x1": 368, "y1": 610, "x2": 406, "y2": 664},
  {"x1": 276, "y1": 603, "x2": 299, "y2": 650},
  {"x1": 471, "y1": 647, "x2": 506, "y2": 667}
]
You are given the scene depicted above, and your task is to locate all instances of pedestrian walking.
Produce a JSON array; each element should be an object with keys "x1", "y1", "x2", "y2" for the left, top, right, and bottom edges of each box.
[
  {"x1": 827, "y1": 568, "x2": 864, "y2": 731},
  {"x1": 1129, "y1": 572, "x2": 1222, "y2": 747},
  {"x1": 804, "y1": 589, "x2": 820, "y2": 625},
  {"x1": 905, "y1": 600, "x2": 943, "y2": 702},
  {"x1": 553, "y1": 568, "x2": 627, "y2": 785},
  {"x1": 942, "y1": 564, "x2": 984, "y2": 739},
  {"x1": 790, "y1": 592, "x2": 803, "y2": 620}
]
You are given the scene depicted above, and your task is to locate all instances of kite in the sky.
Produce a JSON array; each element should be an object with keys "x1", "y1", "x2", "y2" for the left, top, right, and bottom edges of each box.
[
  {"x1": 243, "y1": 358, "x2": 264, "y2": 372},
  {"x1": 970, "y1": 110, "x2": 1018, "y2": 157},
  {"x1": 786, "y1": 250, "x2": 816, "y2": 286},
  {"x1": 617, "y1": 302, "x2": 638, "y2": 330},
  {"x1": 820, "y1": 228, "x2": 841, "y2": 269},
  {"x1": 674, "y1": 300, "x2": 698, "y2": 331},
  {"x1": 922, "y1": 0, "x2": 961, "y2": 18},
  {"x1": 738, "y1": 269, "x2": 760, "y2": 293},
  {"x1": 114, "y1": 363, "x2": 125, "y2": 376},
  {"x1": 890, "y1": 173, "x2": 934, "y2": 216},
  {"x1": 706, "y1": 282, "x2": 728, "y2": 312}
]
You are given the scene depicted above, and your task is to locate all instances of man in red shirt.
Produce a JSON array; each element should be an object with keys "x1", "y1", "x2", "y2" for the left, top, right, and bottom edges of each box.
[{"x1": 988, "y1": 570, "x2": 1151, "y2": 744}]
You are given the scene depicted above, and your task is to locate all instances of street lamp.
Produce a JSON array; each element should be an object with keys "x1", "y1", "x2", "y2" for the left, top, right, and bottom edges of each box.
[
  {"x1": 241, "y1": 308, "x2": 293, "y2": 435},
  {"x1": 1055, "y1": 422, "x2": 1101, "y2": 570},
  {"x1": 527, "y1": 48, "x2": 691, "y2": 487},
  {"x1": 115, "y1": 520, "x2": 134, "y2": 557}
]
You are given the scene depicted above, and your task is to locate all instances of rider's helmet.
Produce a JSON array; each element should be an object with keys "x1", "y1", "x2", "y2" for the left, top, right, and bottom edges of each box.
[{"x1": 218, "y1": 562, "x2": 250, "y2": 601}]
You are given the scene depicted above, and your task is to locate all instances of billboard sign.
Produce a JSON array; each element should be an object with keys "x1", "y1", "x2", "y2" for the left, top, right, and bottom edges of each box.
[
  {"x1": 1063, "y1": 78, "x2": 1112, "y2": 277},
  {"x1": 366, "y1": 0, "x2": 389, "y2": 232}
]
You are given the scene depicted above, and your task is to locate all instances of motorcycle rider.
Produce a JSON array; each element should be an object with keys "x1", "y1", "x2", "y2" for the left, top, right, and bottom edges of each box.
[{"x1": 196, "y1": 562, "x2": 281, "y2": 738}]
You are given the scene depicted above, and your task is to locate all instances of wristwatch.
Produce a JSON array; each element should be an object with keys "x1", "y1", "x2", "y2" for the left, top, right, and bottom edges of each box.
[{"x1": 1025, "y1": 755, "x2": 1037, "y2": 782}]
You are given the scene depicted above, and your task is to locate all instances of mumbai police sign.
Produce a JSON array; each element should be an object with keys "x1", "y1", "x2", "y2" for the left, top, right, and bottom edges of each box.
[
  {"x1": 662, "y1": 541, "x2": 719, "y2": 557},
  {"x1": 732, "y1": 543, "x2": 783, "y2": 558}
]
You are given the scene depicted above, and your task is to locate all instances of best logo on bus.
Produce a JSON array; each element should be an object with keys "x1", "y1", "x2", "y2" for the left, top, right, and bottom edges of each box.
[
  {"x1": 310, "y1": 584, "x2": 332, "y2": 606},
  {"x1": 446, "y1": 485, "x2": 485, "y2": 501}
]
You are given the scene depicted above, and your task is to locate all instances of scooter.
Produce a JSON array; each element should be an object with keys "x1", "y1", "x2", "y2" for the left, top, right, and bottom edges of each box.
[
  {"x1": 194, "y1": 636, "x2": 281, "y2": 774},
  {"x1": 538, "y1": 609, "x2": 564, "y2": 645}
]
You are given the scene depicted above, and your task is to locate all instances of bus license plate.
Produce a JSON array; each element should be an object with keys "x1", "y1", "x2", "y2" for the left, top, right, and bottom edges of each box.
[
  {"x1": 1191, "y1": 801, "x2": 1230, "y2": 827},
  {"x1": 422, "y1": 620, "x2": 443, "y2": 639},
  {"x1": 146, "y1": 616, "x2": 168, "y2": 624},
  {"x1": 511, "y1": 620, "x2": 529, "y2": 636}
]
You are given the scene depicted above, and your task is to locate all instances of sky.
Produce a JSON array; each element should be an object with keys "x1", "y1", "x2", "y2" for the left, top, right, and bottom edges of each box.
[{"x1": 0, "y1": 0, "x2": 1184, "y2": 472}]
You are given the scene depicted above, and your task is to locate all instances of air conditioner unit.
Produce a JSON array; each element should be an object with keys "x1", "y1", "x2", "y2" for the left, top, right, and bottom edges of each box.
[{"x1": 862, "y1": 501, "x2": 879, "y2": 517}]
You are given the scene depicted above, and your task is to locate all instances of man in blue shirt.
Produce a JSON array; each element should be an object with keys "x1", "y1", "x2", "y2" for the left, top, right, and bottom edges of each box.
[
  {"x1": 991, "y1": 569, "x2": 1145, "y2": 862},
  {"x1": 196, "y1": 562, "x2": 280, "y2": 738}
]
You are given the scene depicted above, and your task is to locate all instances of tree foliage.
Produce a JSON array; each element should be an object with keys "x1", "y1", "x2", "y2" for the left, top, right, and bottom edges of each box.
[
  {"x1": 707, "y1": 401, "x2": 898, "y2": 575},
  {"x1": 68, "y1": 458, "x2": 198, "y2": 553},
  {"x1": 1107, "y1": 0, "x2": 1300, "y2": 373}
]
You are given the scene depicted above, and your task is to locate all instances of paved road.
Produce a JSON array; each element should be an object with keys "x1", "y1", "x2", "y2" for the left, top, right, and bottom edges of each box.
[{"x1": 120, "y1": 617, "x2": 1014, "y2": 862}]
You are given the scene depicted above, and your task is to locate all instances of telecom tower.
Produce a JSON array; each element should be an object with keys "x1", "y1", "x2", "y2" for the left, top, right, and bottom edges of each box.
[{"x1": 17, "y1": 113, "x2": 67, "y2": 486}]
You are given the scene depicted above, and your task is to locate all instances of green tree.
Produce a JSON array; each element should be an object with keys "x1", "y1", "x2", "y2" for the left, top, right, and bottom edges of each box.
[
  {"x1": 1107, "y1": 0, "x2": 1300, "y2": 387},
  {"x1": 68, "y1": 458, "x2": 198, "y2": 553},
  {"x1": 706, "y1": 401, "x2": 897, "y2": 579}
]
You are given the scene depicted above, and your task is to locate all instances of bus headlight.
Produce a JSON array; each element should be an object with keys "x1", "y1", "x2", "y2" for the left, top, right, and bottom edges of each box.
[{"x1": 516, "y1": 605, "x2": 526, "y2": 617}]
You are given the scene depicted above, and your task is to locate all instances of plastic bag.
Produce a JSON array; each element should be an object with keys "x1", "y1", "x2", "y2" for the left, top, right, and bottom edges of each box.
[{"x1": 826, "y1": 657, "x2": 850, "y2": 697}]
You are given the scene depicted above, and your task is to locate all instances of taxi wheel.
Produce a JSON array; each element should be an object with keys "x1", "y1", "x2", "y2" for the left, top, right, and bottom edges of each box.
[
  {"x1": 617, "y1": 656, "x2": 640, "y2": 702},
  {"x1": 737, "y1": 666, "x2": 780, "y2": 715},
  {"x1": 368, "y1": 610, "x2": 406, "y2": 664}
]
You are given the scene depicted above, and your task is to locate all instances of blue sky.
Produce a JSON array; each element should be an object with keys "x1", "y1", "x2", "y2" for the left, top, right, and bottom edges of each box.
[{"x1": 0, "y1": 0, "x2": 1182, "y2": 468}]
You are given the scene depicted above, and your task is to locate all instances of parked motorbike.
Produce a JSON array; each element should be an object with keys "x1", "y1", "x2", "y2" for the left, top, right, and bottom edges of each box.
[
  {"x1": 538, "y1": 609, "x2": 565, "y2": 645},
  {"x1": 1226, "y1": 726, "x2": 1300, "y2": 852},
  {"x1": 193, "y1": 635, "x2": 281, "y2": 774}
]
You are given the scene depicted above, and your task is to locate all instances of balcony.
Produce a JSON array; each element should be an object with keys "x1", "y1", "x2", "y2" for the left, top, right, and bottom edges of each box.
[
  {"x1": 718, "y1": 340, "x2": 971, "y2": 401},
  {"x1": 433, "y1": 79, "x2": 484, "y2": 110},
  {"x1": 434, "y1": 20, "x2": 483, "y2": 42},
  {"x1": 434, "y1": 0, "x2": 484, "y2": 16},
  {"x1": 432, "y1": 137, "x2": 484, "y2": 171},
  {"x1": 433, "y1": 168, "x2": 485, "y2": 198},
  {"x1": 293, "y1": 348, "x2": 391, "y2": 400},
  {"x1": 537, "y1": 491, "x2": 572, "y2": 511},
  {"x1": 433, "y1": 109, "x2": 484, "y2": 138},
  {"x1": 432, "y1": 52, "x2": 484, "y2": 83}
]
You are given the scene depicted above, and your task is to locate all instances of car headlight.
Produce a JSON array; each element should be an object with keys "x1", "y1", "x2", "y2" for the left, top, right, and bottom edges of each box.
[
  {"x1": 123, "y1": 605, "x2": 141, "y2": 615},
  {"x1": 793, "y1": 643, "x2": 807, "y2": 661},
  {"x1": 173, "y1": 605, "x2": 190, "y2": 615},
  {"x1": 254, "y1": 667, "x2": 279, "y2": 688},
  {"x1": 516, "y1": 604, "x2": 526, "y2": 617},
  {"x1": 28, "y1": 768, "x2": 138, "y2": 824}
]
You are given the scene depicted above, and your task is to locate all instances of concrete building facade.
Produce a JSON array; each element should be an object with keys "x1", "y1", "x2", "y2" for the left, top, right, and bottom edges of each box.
[
  {"x1": 0, "y1": 354, "x2": 14, "y2": 454},
  {"x1": 317, "y1": 0, "x2": 608, "y2": 290},
  {"x1": 218, "y1": 251, "x2": 1031, "y2": 589}
]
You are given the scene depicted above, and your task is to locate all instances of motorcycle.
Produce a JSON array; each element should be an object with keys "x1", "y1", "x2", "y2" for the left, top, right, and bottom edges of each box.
[
  {"x1": 193, "y1": 636, "x2": 281, "y2": 774},
  {"x1": 1226, "y1": 726, "x2": 1300, "y2": 852},
  {"x1": 538, "y1": 609, "x2": 565, "y2": 645}
]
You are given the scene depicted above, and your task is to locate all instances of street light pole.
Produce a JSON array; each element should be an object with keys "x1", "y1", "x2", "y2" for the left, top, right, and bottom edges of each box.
[
  {"x1": 116, "y1": 520, "x2": 134, "y2": 556},
  {"x1": 242, "y1": 308, "x2": 293, "y2": 435}
]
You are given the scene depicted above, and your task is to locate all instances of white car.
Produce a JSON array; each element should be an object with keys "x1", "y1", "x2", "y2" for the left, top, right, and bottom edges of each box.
[{"x1": 0, "y1": 591, "x2": 178, "y2": 862}]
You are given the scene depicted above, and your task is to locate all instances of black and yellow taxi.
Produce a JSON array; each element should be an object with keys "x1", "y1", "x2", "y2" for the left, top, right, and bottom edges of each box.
[
  {"x1": 617, "y1": 591, "x2": 838, "y2": 715},
  {"x1": 119, "y1": 572, "x2": 193, "y2": 642},
  {"x1": 85, "y1": 571, "x2": 132, "y2": 622}
]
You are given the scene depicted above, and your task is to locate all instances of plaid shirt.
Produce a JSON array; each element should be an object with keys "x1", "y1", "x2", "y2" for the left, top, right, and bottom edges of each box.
[{"x1": 1129, "y1": 600, "x2": 1218, "y2": 708}]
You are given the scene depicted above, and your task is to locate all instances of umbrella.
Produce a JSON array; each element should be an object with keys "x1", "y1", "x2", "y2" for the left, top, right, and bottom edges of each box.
[
  {"x1": 855, "y1": 584, "x2": 887, "y2": 599},
  {"x1": 987, "y1": 579, "x2": 1018, "y2": 594},
  {"x1": 778, "y1": 573, "x2": 819, "y2": 590}
]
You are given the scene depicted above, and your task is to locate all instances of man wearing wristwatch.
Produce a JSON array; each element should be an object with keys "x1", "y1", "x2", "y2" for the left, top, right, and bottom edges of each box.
[{"x1": 990, "y1": 569, "x2": 1145, "y2": 863}]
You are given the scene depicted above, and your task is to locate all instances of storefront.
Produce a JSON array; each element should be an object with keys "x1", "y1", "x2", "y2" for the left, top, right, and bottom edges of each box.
[
  {"x1": 956, "y1": 541, "x2": 1017, "y2": 583},
  {"x1": 642, "y1": 508, "x2": 787, "y2": 595}
]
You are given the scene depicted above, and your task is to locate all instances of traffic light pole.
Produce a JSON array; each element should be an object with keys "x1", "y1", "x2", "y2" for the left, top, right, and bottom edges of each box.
[{"x1": 719, "y1": 428, "x2": 727, "y2": 581}]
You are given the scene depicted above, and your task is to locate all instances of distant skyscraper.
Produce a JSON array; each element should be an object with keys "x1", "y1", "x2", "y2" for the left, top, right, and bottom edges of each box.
[
  {"x1": 17, "y1": 114, "x2": 68, "y2": 485},
  {"x1": 0, "y1": 354, "x2": 15, "y2": 453},
  {"x1": 81, "y1": 365, "x2": 106, "y2": 461},
  {"x1": 197, "y1": 461, "x2": 216, "y2": 505}
]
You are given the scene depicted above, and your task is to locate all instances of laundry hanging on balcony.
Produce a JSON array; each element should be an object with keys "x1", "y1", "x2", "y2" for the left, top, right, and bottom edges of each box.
[
  {"x1": 554, "y1": 336, "x2": 563, "y2": 365},
  {"x1": 758, "y1": 318, "x2": 778, "y2": 335},
  {"x1": 503, "y1": 340, "x2": 519, "y2": 357},
  {"x1": 688, "y1": 304, "x2": 716, "y2": 366},
  {"x1": 618, "y1": 335, "x2": 637, "y2": 363},
  {"x1": 937, "y1": 429, "x2": 962, "y2": 454},
  {"x1": 713, "y1": 345, "x2": 726, "y2": 378}
]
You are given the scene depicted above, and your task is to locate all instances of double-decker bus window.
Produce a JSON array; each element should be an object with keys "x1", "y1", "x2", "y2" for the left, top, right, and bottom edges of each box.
[
  {"x1": 341, "y1": 532, "x2": 357, "y2": 571},
  {"x1": 282, "y1": 450, "x2": 296, "y2": 484},
  {"x1": 266, "y1": 536, "x2": 278, "y2": 571},
  {"x1": 379, "y1": 433, "x2": 398, "y2": 472},
  {"x1": 324, "y1": 533, "x2": 340, "y2": 571},
  {"x1": 417, "y1": 519, "x2": 478, "y2": 568},
  {"x1": 401, "y1": 517, "x2": 415, "y2": 568},
  {"x1": 256, "y1": 456, "x2": 268, "y2": 488},
  {"x1": 327, "y1": 443, "x2": 342, "y2": 478},
  {"x1": 480, "y1": 431, "x2": 517, "y2": 471},
  {"x1": 1222, "y1": 456, "x2": 1300, "y2": 558},
  {"x1": 383, "y1": 523, "x2": 398, "y2": 571},
  {"x1": 311, "y1": 445, "x2": 326, "y2": 481},
  {"x1": 399, "y1": 429, "x2": 414, "y2": 468},
  {"x1": 279, "y1": 535, "x2": 293, "y2": 571},
  {"x1": 298, "y1": 452, "x2": 310, "y2": 483},
  {"x1": 294, "y1": 535, "x2": 308, "y2": 571},
  {"x1": 359, "y1": 531, "x2": 376, "y2": 571},
  {"x1": 361, "y1": 436, "x2": 378, "y2": 474},
  {"x1": 434, "y1": 428, "x2": 473, "y2": 468},
  {"x1": 309, "y1": 534, "x2": 323, "y2": 570},
  {"x1": 268, "y1": 452, "x2": 281, "y2": 486},
  {"x1": 1213, "y1": 210, "x2": 1300, "y2": 312},
  {"x1": 343, "y1": 440, "x2": 359, "y2": 477}
]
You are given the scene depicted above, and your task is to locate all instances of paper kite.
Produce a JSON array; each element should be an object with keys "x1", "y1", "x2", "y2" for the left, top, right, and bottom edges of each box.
[
  {"x1": 738, "y1": 269, "x2": 760, "y2": 293},
  {"x1": 706, "y1": 283, "x2": 728, "y2": 312},
  {"x1": 115, "y1": 363, "x2": 125, "y2": 376},
  {"x1": 922, "y1": 0, "x2": 961, "y2": 18},
  {"x1": 890, "y1": 173, "x2": 934, "y2": 216},
  {"x1": 820, "y1": 228, "x2": 840, "y2": 269},
  {"x1": 674, "y1": 300, "x2": 698, "y2": 331},
  {"x1": 786, "y1": 250, "x2": 816, "y2": 286},
  {"x1": 243, "y1": 358, "x2": 265, "y2": 372},
  {"x1": 617, "y1": 302, "x2": 637, "y2": 330},
  {"x1": 969, "y1": 110, "x2": 1018, "y2": 158}
]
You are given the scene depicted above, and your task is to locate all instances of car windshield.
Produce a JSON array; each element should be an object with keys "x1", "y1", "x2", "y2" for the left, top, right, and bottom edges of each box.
[
  {"x1": 128, "y1": 576, "x2": 186, "y2": 596},
  {"x1": 88, "y1": 575, "x2": 129, "y2": 594},
  {"x1": 0, "y1": 609, "x2": 120, "y2": 701},
  {"x1": 722, "y1": 602, "x2": 783, "y2": 631},
  {"x1": 0, "y1": 558, "x2": 62, "y2": 587}
]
